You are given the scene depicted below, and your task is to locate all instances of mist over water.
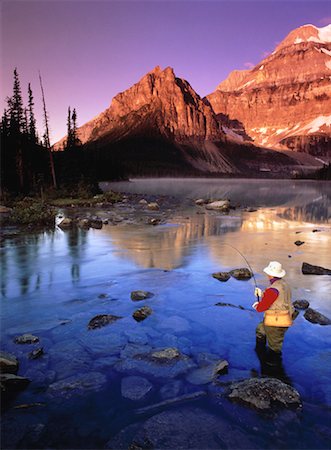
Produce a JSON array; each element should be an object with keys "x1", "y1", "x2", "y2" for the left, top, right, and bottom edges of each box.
[{"x1": 1, "y1": 179, "x2": 331, "y2": 449}]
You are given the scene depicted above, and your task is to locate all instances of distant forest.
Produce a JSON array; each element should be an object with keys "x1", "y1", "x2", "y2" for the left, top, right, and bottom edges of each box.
[{"x1": 0, "y1": 68, "x2": 126, "y2": 197}]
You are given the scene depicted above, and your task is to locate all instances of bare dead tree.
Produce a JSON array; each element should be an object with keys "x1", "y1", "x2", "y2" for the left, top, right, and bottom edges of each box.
[{"x1": 39, "y1": 71, "x2": 57, "y2": 189}]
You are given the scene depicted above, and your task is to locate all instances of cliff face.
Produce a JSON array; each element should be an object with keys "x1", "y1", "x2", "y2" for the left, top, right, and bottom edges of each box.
[{"x1": 207, "y1": 24, "x2": 331, "y2": 157}]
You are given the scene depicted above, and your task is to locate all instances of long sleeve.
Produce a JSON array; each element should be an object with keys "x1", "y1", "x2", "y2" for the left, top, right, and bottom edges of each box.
[{"x1": 256, "y1": 287, "x2": 279, "y2": 312}]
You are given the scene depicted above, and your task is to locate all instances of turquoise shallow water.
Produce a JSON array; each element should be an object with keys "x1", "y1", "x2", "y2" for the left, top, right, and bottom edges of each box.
[{"x1": 1, "y1": 178, "x2": 331, "y2": 449}]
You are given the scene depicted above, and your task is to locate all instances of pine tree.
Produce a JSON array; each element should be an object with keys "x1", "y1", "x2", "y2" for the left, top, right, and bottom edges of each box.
[
  {"x1": 71, "y1": 108, "x2": 81, "y2": 147},
  {"x1": 1, "y1": 109, "x2": 9, "y2": 137},
  {"x1": 66, "y1": 106, "x2": 73, "y2": 149},
  {"x1": 28, "y1": 83, "x2": 37, "y2": 143},
  {"x1": 8, "y1": 68, "x2": 24, "y2": 134}
]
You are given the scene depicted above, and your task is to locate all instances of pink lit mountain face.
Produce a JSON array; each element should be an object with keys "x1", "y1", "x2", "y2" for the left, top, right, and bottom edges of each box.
[{"x1": 207, "y1": 24, "x2": 331, "y2": 158}]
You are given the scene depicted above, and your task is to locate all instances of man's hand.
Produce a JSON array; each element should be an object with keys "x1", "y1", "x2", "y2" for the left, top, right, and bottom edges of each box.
[
  {"x1": 254, "y1": 287, "x2": 262, "y2": 298},
  {"x1": 252, "y1": 302, "x2": 259, "y2": 310}
]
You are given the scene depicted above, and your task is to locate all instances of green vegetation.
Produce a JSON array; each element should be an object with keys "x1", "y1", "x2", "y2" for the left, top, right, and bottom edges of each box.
[{"x1": 4, "y1": 197, "x2": 56, "y2": 226}]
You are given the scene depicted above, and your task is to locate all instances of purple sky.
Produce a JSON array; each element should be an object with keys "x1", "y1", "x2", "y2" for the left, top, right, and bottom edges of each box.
[{"x1": 1, "y1": 1, "x2": 330, "y2": 144}]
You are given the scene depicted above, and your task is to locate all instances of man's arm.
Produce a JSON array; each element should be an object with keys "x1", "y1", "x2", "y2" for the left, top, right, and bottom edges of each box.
[{"x1": 255, "y1": 287, "x2": 279, "y2": 312}]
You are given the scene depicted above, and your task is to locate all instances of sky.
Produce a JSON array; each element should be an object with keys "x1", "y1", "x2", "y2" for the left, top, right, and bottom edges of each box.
[{"x1": 1, "y1": 0, "x2": 330, "y2": 144}]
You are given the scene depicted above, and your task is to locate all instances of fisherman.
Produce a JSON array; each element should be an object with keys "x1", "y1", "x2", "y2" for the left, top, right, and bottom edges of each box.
[{"x1": 252, "y1": 261, "x2": 294, "y2": 365}]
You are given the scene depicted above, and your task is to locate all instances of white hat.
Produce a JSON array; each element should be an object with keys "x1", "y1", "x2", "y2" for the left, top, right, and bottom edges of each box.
[{"x1": 263, "y1": 261, "x2": 286, "y2": 278}]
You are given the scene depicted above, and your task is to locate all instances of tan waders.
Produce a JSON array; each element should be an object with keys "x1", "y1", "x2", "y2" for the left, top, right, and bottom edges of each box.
[{"x1": 256, "y1": 321, "x2": 288, "y2": 353}]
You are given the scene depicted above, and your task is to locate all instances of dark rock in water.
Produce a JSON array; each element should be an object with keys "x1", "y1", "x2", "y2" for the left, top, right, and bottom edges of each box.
[
  {"x1": 28, "y1": 348, "x2": 44, "y2": 360},
  {"x1": 133, "y1": 306, "x2": 153, "y2": 322},
  {"x1": 214, "y1": 360, "x2": 229, "y2": 375},
  {"x1": 78, "y1": 218, "x2": 90, "y2": 229},
  {"x1": 131, "y1": 290, "x2": 154, "y2": 301},
  {"x1": 0, "y1": 351, "x2": 19, "y2": 374},
  {"x1": 14, "y1": 334, "x2": 39, "y2": 344},
  {"x1": 87, "y1": 314, "x2": 122, "y2": 330},
  {"x1": 90, "y1": 218, "x2": 103, "y2": 229},
  {"x1": 293, "y1": 299, "x2": 310, "y2": 310},
  {"x1": 312, "y1": 229, "x2": 322, "y2": 233},
  {"x1": 47, "y1": 372, "x2": 107, "y2": 399},
  {"x1": 0, "y1": 374, "x2": 31, "y2": 392},
  {"x1": 107, "y1": 406, "x2": 258, "y2": 449},
  {"x1": 58, "y1": 217, "x2": 73, "y2": 229},
  {"x1": 302, "y1": 262, "x2": 331, "y2": 275},
  {"x1": 228, "y1": 377, "x2": 301, "y2": 410},
  {"x1": 294, "y1": 240, "x2": 305, "y2": 246},
  {"x1": 245, "y1": 207, "x2": 257, "y2": 212},
  {"x1": 212, "y1": 272, "x2": 230, "y2": 282},
  {"x1": 303, "y1": 308, "x2": 331, "y2": 325},
  {"x1": 186, "y1": 360, "x2": 229, "y2": 385},
  {"x1": 229, "y1": 268, "x2": 252, "y2": 280},
  {"x1": 121, "y1": 376, "x2": 153, "y2": 401},
  {"x1": 147, "y1": 218, "x2": 161, "y2": 226},
  {"x1": 215, "y1": 302, "x2": 245, "y2": 310},
  {"x1": 98, "y1": 293, "x2": 109, "y2": 299}
]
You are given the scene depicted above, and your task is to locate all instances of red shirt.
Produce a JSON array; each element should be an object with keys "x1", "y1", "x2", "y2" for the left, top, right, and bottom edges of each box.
[{"x1": 255, "y1": 277, "x2": 279, "y2": 312}]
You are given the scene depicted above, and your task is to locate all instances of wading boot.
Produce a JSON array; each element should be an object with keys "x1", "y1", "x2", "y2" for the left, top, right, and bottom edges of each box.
[
  {"x1": 266, "y1": 348, "x2": 282, "y2": 367},
  {"x1": 255, "y1": 336, "x2": 266, "y2": 351}
]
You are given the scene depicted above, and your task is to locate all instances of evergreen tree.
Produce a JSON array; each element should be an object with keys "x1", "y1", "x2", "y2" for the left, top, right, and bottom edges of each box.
[
  {"x1": 28, "y1": 83, "x2": 37, "y2": 142},
  {"x1": 8, "y1": 68, "x2": 24, "y2": 134},
  {"x1": 71, "y1": 108, "x2": 81, "y2": 147},
  {"x1": 66, "y1": 106, "x2": 72, "y2": 148}
]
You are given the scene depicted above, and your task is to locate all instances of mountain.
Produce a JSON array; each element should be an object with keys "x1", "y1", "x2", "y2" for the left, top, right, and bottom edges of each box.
[
  {"x1": 206, "y1": 24, "x2": 331, "y2": 159},
  {"x1": 56, "y1": 66, "x2": 298, "y2": 176}
]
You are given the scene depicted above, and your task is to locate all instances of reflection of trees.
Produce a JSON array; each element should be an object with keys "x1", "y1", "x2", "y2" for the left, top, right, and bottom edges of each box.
[
  {"x1": 101, "y1": 213, "x2": 242, "y2": 269},
  {"x1": 66, "y1": 228, "x2": 88, "y2": 283},
  {"x1": 279, "y1": 198, "x2": 330, "y2": 224}
]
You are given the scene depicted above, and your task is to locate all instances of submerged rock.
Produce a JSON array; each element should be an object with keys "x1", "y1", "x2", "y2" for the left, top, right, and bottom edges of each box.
[
  {"x1": 228, "y1": 377, "x2": 301, "y2": 410},
  {"x1": 28, "y1": 348, "x2": 44, "y2": 360},
  {"x1": 212, "y1": 272, "x2": 231, "y2": 282},
  {"x1": 14, "y1": 334, "x2": 39, "y2": 344},
  {"x1": 302, "y1": 262, "x2": 331, "y2": 275},
  {"x1": 133, "y1": 306, "x2": 153, "y2": 322},
  {"x1": 303, "y1": 308, "x2": 331, "y2": 325},
  {"x1": 0, "y1": 373, "x2": 30, "y2": 392},
  {"x1": 293, "y1": 300, "x2": 310, "y2": 310},
  {"x1": 229, "y1": 268, "x2": 252, "y2": 280},
  {"x1": 0, "y1": 351, "x2": 19, "y2": 374},
  {"x1": 131, "y1": 290, "x2": 154, "y2": 301},
  {"x1": 87, "y1": 314, "x2": 122, "y2": 330},
  {"x1": 47, "y1": 372, "x2": 107, "y2": 399},
  {"x1": 121, "y1": 376, "x2": 153, "y2": 401}
]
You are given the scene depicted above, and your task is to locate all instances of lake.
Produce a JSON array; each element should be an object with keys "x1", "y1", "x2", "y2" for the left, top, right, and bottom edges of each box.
[{"x1": 1, "y1": 178, "x2": 331, "y2": 449}]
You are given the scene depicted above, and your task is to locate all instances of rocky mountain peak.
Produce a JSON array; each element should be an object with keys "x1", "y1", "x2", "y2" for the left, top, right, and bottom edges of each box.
[{"x1": 276, "y1": 24, "x2": 331, "y2": 51}]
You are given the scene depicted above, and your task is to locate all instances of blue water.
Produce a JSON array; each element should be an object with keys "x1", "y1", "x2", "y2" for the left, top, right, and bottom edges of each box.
[{"x1": 1, "y1": 179, "x2": 331, "y2": 449}]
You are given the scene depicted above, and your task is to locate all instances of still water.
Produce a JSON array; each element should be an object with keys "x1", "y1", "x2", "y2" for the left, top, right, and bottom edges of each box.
[{"x1": 1, "y1": 179, "x2": 331, "y2": 449}]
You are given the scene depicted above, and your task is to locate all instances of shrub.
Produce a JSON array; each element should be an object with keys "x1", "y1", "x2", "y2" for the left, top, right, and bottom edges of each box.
[{"x1": 5, "y1": 198, "x2": 56, "y2": 226}]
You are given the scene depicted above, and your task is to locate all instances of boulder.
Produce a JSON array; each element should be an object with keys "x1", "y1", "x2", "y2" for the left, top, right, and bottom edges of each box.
[
  {"x1": 28, "y1": 348, "x2": 44, "y2": 360},
  {"x1": 121, "y1": 376, "x2": 153, "y2": 401},
  {"x1": 87, "y1": 314, "x2": 122, "y2": 330},
  {"x1": 14, "y1": 334, "x2": 39, "y2": 344},
  {"x1": 228, "y1": 377, "x2": 301, "y2": 410},
  {"x1": 205, "y1": 200, "x2": 230, "y2": 212},
  {"x1": 0, "y1": 351, "x2": 19, "y2": 374},
  {"x1": 133, "y1": 306, "x2": 153, "y2": 322},
  {"x1": 139, "y1": 199, "x2": 148, "y2": 205},
  {"x1": 212, "y1": 272, "x2": 231, "y2": 282},
  {"x1": 195, "y1": 199, "x2": 205, "y2": 206},
  {"x1": 147, "y1": 202, "x2": 160, "y2": 211},
  {"x1": 58, "y1": 217, "x2": 73, "y2": 229},
  {"x1": 303, "y1": 308, "x2": 331, "y2": 325},
  {"x1": 294, "y1": 240, "x2": 305, "y2": 246},
  {"x1": 229, "y1": 268, "x2": 252, "y2": 280},
  {"x1": 293, "y1": 300, "x2": 310, "y2": 310},
  {"x1": 131, "y1": 290, "x2": 154, "y2": 301},
  {"x1": 302, "y1": 262, "x2": 331, "y2": 275},
  {"x1": 0, "y1": 374, "x2": 30, "y2": 392}
]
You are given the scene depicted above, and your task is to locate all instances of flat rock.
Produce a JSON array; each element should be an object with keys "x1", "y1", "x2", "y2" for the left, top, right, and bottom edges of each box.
[
  {"x1": 293, "y1": 299, "x2": 310, "y2": 310},
  {"x1": 0, "y1": 373, "x2": 30, "y2": 392},
  {"x1": 131, "y1": 290, "x2": 154, "y2": 301},
  {"x1": 121, "y1": 376, "x2": 153, "y2": 401},
  {"x1": 133, "y1": 306, "x2": 153, "y2": 322},
  {"x1": 303, "y1": 308, "x2": 331, "y2": 325},
  {"x1": 302, "y1": 262, "x2": 331, "y2": 275},
  {"x1": 205, "y1": 200, "x2": 230, "y2": 211},
  {"x1": 0, "y1": 351, "x2": 19, "y2": 374},
  {"x1": 229, "y1": 268, "x2": 252, "y2": 280},
  {"x1": 212, "y1": 272, "x2": 231, "y2": 282},
  {"x1": 150, "y1": 347, "x2": 181, "y2": 362},
  {"x1": 87, "y1": 314, "x2": 122, "y2": 330},
  {"x1": 228, "y1": 377, "x2": 301, "y2": 410},
  {"x1": 14, "y1": 334, "x2": 39, "y2": 344},
  {"x1": 47, "y1": 372, "x2": 107, "y2": 399}
]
